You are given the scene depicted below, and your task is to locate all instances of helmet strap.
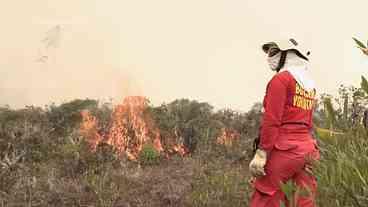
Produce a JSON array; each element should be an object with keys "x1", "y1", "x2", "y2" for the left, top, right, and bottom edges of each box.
[
  {"x1": 288, "y1": 49, "x2": 309, "y2": 61},
  {"x1": 275, "y1": 51, "x2": 287, "y2": 72}
]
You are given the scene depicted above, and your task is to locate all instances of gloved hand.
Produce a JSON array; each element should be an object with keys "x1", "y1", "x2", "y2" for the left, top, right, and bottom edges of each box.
[{"x1": 249, "y1": 149, "x2": 267, "y2": 177}]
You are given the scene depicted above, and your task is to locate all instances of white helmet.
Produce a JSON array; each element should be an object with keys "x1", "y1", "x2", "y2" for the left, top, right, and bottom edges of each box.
[
  {"x1": 262, "y1": 38, "x2": 311, "y2": 71},
  {"x1": 262, "y1": 39, "x2": 311, "y2": 59}
]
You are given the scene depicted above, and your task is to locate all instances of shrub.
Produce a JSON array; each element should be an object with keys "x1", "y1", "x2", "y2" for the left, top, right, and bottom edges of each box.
[
  {"x1": 138, "y1": 143, "x2": 161, "y2": 165},
  {"x1": 316, "y1": 128, "x2": 368, "y2": 207}
]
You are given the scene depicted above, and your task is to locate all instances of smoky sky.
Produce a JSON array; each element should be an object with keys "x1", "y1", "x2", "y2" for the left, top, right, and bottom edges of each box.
[{"x1": 1, "y1": 0, "x2": 367, "y2": 110}]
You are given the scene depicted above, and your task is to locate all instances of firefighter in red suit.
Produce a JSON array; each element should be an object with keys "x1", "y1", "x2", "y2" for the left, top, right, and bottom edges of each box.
[{"x1": 249, "y1": 39, "x2": 320, "y2": 207}]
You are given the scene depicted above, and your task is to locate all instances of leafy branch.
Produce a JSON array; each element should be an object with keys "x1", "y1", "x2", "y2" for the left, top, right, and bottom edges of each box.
[{"x1": 353, "y1": 37, "x2": 368, "y2": 56}]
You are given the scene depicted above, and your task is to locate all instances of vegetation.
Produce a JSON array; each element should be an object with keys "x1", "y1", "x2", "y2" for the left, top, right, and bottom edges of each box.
[
  {"x1": 0, "y1": 98, "x2": 259, "y2": 206},
  {"x1": 138, "y1": 143, "x2": 161, "y2": 165},
  {"x1": 314, "y1": 80, "x2": 368, "y2": 206},
  {"x1": 0, "y1": 38, "x2": 366, "y2": 207},
  {"x1": 0, "y1": 81, "x2": 365, "y2": 206}
]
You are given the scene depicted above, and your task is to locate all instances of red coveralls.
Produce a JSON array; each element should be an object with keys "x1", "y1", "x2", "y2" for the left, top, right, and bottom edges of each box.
[{"x1": 250, "y1": 70, "x2": 319, "y2": 207}]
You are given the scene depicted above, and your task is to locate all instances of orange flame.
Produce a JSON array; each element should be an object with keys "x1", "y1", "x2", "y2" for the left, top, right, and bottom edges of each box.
[
  {"x1": 80, "y1": 96, "x2": 188, "y2": 160},
  {"x1": 105, "y1": 96, "x2": 163, "y2": 159},
  {"x1": 216, "y1": 128, "x2": 240, "y2": 147},
  {"x1": 80, "y1": 110, "x2": 103, "y2": 150},
  {"x1": 172, "y1": 144, "x2": 189, "y2": 156}
]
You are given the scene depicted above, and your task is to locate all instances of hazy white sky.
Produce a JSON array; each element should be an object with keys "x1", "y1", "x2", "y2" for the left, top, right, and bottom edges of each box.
[{"x1": 1, "y1": 0, "x2": 367, "y2": 111}]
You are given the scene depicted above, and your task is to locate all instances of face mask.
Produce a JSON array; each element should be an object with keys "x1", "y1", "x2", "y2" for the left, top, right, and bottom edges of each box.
[{"x1": 267, "y1": 52, "x2": 281, "y2": 71}]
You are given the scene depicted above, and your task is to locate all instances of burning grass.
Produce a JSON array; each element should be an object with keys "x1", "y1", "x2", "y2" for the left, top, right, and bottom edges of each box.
[
  {"x1": 216, "y1": 128, "x2": 241, "y2": 147},
  {"x1": 80, "y1": 96, "x2": 186, "y2": 161}
]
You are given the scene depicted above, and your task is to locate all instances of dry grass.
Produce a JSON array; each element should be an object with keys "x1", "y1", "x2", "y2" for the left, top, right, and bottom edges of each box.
[{"x1": 1, "y1": 98, "x2": 367, "y2": 207}]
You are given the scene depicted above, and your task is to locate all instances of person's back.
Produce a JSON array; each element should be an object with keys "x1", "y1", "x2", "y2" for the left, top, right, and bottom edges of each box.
[{"x1": 249, "y1": 39, "x2": 320, "y2": 207}]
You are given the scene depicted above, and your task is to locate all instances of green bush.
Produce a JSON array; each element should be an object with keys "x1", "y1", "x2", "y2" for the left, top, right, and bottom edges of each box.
[
  {"x1": 314, "y1": 61, "x2": 368, "y2": 206},
  {"x1": 138, "y1": 143, "x2": 161, "y2": 165},
  {"x1": 316, "y1": 128, "x2": 368, "y2": 207}
]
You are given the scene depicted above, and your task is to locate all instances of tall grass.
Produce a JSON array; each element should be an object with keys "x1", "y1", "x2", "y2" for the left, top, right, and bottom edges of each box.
[{"x1": 316, "y1": 127, "x2": 368, "y2": 206}]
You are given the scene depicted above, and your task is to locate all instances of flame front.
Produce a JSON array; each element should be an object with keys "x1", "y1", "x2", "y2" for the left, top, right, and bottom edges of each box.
[
  {"x1": 106, "y1": 96, "x2": 163, "y2": 159},
  {"x1": 80, "y1": 110, "x2": 102, "y2": 151},
  {"x1": 80, "y1": 96, "x2": 186, "y2": 160},
  {"x1": 216, "y1": 128, "x2": 240, "y2": 147},
  {"x1": 172, "y1": 144, "x2": 188, "y2": 156}
]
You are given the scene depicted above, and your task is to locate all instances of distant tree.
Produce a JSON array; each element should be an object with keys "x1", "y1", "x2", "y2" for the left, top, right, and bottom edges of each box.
[
  {"x1": 244, "y1": 102, "x2": 263, "y2": 137},
  {"x1": 46, "y1": 99, "x2": 99, "y2": 137},
  {"x1": 149, "y1": 99, "x2": 214, "y2": 153}
]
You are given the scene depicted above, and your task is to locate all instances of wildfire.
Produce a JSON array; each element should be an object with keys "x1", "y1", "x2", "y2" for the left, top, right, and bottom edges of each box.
[
  {"x1": 216, "y1": 128, "x2": 240, "y2": 147},
  {"x1": 79, "y1": 110, "x2": 102, "y2": 150},
  {"x1": 105, "y1": 96, "x2": 164, "y2": 159},
  {"x1": 172, "y1": 144, "x2": 189, "y2": 156},
  {"x1": 80, "y1": 96, "x2": 187, "y2": 160}
]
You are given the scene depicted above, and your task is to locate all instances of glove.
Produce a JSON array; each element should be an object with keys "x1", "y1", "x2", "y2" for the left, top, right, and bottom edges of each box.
[{"x1": 249, "y1": 149, "x2": 267, "y2": 177}]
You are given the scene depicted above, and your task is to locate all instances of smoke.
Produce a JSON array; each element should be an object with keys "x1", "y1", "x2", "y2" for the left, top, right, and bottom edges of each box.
[
  {"x1": 0, "y1": 64, "x2": 142, "y2": 108},
  {"x1": 0, "y1": 21, "x2": 143, "y2": 109}
]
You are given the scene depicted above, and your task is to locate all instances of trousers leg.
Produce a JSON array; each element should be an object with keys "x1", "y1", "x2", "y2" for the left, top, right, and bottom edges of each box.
[
  {"x1": 249, "y1": 149, "x2": 305, "y2": 207},
  {"x1": 293, "y1": 170, "x2": 317, "y2": 207},
  {"x1": 250, "y1": 189, "x2": 288, "y2": 207}
]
